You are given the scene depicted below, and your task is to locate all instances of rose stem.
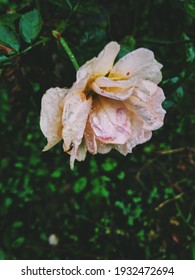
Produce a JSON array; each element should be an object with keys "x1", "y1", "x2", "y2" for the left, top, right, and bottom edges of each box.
[{"x1": 52, "y1": 30, "x2": 79, "y2": 71}]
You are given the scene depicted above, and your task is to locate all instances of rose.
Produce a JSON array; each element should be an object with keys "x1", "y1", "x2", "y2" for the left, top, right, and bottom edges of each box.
[{"x1": 40, "y1": 42, "x2": 166, "y2": 169}]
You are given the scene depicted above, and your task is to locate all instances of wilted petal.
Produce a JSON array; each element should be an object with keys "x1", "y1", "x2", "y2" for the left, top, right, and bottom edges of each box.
[
  {"x1": 97, "y1": 141, "x2": 113, "y2": 154},
  {"x1": 84, "y1": 119, "x2": 97, "y2": 155},
  {"x1": 63, "y1": 140, "x2": 87, "y2": 169},
  {"x1": 126, "y1": 80, "x2": 166, "y2": 130},
  {"x1": 117, "y1": 130, "x2": 152, "y2": 155},
  {"x1": 110, "y1": 48, "x2": 162, "y2": 84},
  {"x1": 90, "y1": 97, "x2": 131, "y2": 144},
  {"x1": 115, "y1": 115, "x2": 152, "y2": 155},
  {"x1": 76, "y1": 140, "x2": 87, "y2": 161},
  {"x1": 135, "y1": 80, "x2": 158, "y2": 101},
  {"x1": 70, "y1": 139, "x2": 87, "y2": 164},
  {"x1": 62, "y1": 80, "x2": 92, "y2": 168},
  {"x1": 84, "y1": 119, "x2": 113, "y2": 154},
  {"x1": 92, "y1": 76, "x2": 134, "y2": 100},
  {"x1": 40, "y1": 87, "x2": 68, "y2": 151}
]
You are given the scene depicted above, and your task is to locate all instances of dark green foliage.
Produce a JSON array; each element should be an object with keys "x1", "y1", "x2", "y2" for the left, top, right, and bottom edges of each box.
[
  {"x1": 0, "y1": 0, "x2": 195, "y2": 260},
  {"x1": 0, "y1": 25, "x2": 20, "y2": 51},
  {"x1": 19, "y1": 9, "x2": 42, "y2": 43}
]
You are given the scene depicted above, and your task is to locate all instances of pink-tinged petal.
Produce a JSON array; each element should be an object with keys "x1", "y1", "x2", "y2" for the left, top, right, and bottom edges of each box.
[
  {"x1": 84, "y1": 118, "x2": 113, "y2": 154},
  {"x1": 126, "y1": 80, "x2": 166, "y2": 130},
  {"x1": 115, "y1": 115, "x2": 152, "y2": 155},
  {"x1": 91, "y1": 76, "x2": 135, "y2": 100},
  {"x1": 84, "y1": 119, "x2": 97, "y2": 155},
  {"x1": 109, "y1": 48, "x2": 162, "y2": 84},
  {"x1": 135, "y1": 80, "x2": 158, "y2": 101},
  {"x1": 90, "y1": 97, "x2": 131, "y2": 144},
  {"x1": 62, "y1": 81, "x2": 92, "y2": 169},
  {"x1": 40, "y1": 87, "x2": 68, "y2": 151},
  {"x1": 75, "y1": 140, "x2": 87, "y2": 161}
]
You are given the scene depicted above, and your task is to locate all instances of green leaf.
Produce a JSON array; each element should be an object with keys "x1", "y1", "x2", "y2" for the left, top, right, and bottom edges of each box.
[
  {"x1": 117, "y1": 171, "x2": 125, "y2": 180},
  {"x1": 0, "y1": 55, "x2": 8, "y2": 63},
  {"x1": 13, "y1": 221, "x2": 23, "y2": 228},
  {"x1": 0, "y1": 25, "x2": 20, "y2": 51},
  {"x1": 74, "y1": 177, "x2": 87, "y2": 193},
  {"x1": 19, "y1": 9, "x2": 42, "y2": 43},
  {"x1": 12, "y1": 237, "x2": 25, "y2": 248},
  {"x1": 0, "y1": 13, "x2": 21, "y2": 25},
  {"x1": 51, "y1": 169, "x2": 62, "y2": 178},
  {"x1": 87, "y1": 177, "x2": 110, "y2": 198},
  {"x1": 102, "y1": 157, "x2": 118, "y2": 171},
  {"x1": 184, "y1": 0, "x2": 195, "y2": 17}
]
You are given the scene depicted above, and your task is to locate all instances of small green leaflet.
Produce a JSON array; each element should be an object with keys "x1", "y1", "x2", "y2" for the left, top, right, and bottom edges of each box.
[
  {"x1": 19, "y1": 9, "x2": 42, "y2": 43},
  {"x1": 0, "y1": 25, "x2": 20, "y2": 51}
]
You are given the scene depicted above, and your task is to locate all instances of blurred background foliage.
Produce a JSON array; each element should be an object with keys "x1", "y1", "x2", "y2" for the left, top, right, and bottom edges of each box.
[{"x1": 0, "y1": 0, "x2": 195, "y2": 260}]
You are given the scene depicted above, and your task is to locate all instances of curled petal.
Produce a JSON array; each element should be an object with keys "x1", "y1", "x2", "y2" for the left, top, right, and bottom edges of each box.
[
  {"x1": 115, "y1": 116, "x2": 152, "y2": 155},
  {"x1": 75, "y1": 140, "x2": 87, "y2": 161},
  {"x1": 63, "y1": 140, "x2": 87, "y2": 168},
  {"x1": 84, "y1": 119, "x2": 97, "y2": 155},
  {"x1": 127, "y1": 81, "x2": 166, "y2": 130},
  {"x1": 40, "y1": 87, "x2": 68, "y2": 151},
  {"x1": 90, "y1": 97, "x2": 131, "y2": 144},
  {"x1": 84, "y1": 119, "x2": 113, "y2": 155},
  {"x1": 62, "y1": 80, "x2": 92, "y2": 169},
  {"x1": 94, "y1": 76, "x2": 134, "y2": 88},
  {"x1": 91, "y1": 76, "x2": 135, "y2": 100},
  {"x1": 110, "y1": 48, "x2": 162, "y2": 84},
  {"x1": 97, "y1": 141, "x2": 113, "y2": 154}
]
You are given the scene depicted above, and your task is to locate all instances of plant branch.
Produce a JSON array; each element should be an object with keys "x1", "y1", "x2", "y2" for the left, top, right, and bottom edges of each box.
[{"x1": 53, "y1": 30, "x2": 79, "y2": 71}]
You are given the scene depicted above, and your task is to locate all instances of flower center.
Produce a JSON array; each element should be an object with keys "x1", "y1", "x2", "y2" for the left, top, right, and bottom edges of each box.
[{"x1": 84, "y1": 77, "x2": 99, "y2": 99}]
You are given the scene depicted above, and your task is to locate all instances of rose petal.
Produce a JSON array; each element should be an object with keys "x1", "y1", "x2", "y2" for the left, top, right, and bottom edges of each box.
[
  {"x1": 97, "y1": 140, "x2": 113, "y2": 154},
  {"x1": 94, "y1": 76, "x2": 134, "y2": 88},
  {"x1": 90, "y1": 97, "x2": 131, "y2": 144},
  {"x1": 76, "y1": 62, "x2": 91, "y2": 83},
  {"x1": 75, "y1": 140, "x2": 87, "y2": 161},
  {"x1": 84, "y1": 119, "x2": 113, "y2": 154},
  {"x1": 110, "y1": 48, "x2": 162, "y2": 84},
  {"x1": 63, "y1": 139, "x2": 87, "y2": 168},
  {"x1": 62, "y1": 80, "x2": 92, "y2": 169},
  {"x1": 115, "y1": 115, "x2": 152, "y2": 155},
  {"x1": 91, "y1": 76, "x2": 135, "y2": 100},
  {"x1": 126, "y1": 81, "x2": 166, "y2": 130},
  {"x1": 84, "y1": 119, "x2": 97, "y2": 155},
  {"x1": 40, "y1": 87, "x2": 68, "y2": 151},
  {"x1": 92, "y1": 41, "x2": 120, "y2": 76},
  {"x1": 77, "y1": 42, "x2": 120, "y2": 80}
]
